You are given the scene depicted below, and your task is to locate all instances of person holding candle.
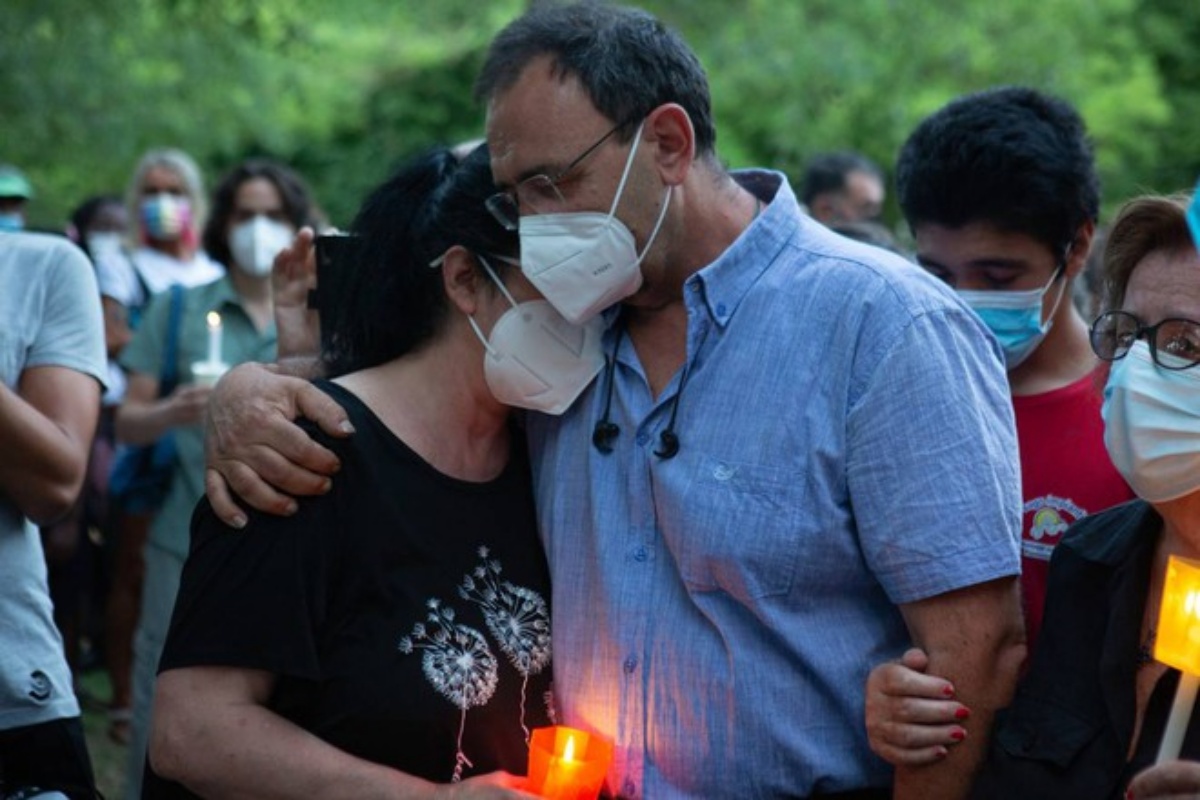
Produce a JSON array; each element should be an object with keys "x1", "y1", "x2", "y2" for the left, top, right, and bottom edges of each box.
[
  {"x1": 114, "y1": 158, "x2": 316, "y2": 799},
  {"x1": 198, "y1": 4, "x2": 1027, "y2": 797},
  {"x1": 864, "y1": 191, "x2": 1200, "y2": 799},
  {"x1": 144, "y1": 145, "x2": 563, "y2": 798}
]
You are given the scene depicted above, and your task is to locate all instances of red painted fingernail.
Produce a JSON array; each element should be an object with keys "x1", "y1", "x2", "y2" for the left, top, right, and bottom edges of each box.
[
  {"x1": 955, "y1": 706, "x2": 971, "y2": 720},
  {"x1": 950, "y1": 728, "x2": 966, "y2": 741},
  {"x1": 941, "y1": 684, "x2": 956, "y2": 697},
  {"x1": 1126, "y1": 790, "x2": 1134, "y2": 800},
  {"x1": 936, "y1": 746, "x2": 949, "y2": 759}
]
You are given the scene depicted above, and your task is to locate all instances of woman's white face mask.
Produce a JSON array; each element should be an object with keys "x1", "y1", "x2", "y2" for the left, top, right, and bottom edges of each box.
[
  {"x1": 229, "y1": 215, "x2": 295, "y2": 277},
  {"x1": 1102, "y1": 340, "x2": 1200, "y2": 502},
  {"x1": 466, "y1": 255, "x2": 605, "y2": 415}
]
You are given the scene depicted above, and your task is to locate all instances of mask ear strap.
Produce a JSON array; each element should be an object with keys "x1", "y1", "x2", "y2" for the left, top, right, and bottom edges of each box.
[
  {"x1": 636, "y1": 186, "x2": 672, "y2": 264},
  {"x1": 476, "y1": 254, "x2": 519, "y2": 310},
  {"x1": 466, "y1": 314, "x2": 498, "y2": 357},
  {"x1": 607, "y1": 120, "x2": 646, "y2": 218},
  {"x1": 1041, "y1": 270, "x2": 1069, "y2": 330}
]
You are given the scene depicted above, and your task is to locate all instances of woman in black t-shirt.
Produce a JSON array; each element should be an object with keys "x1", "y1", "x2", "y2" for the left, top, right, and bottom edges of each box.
[{"x1": 144, "y1": 145, "x2": 599, "y2": 798}]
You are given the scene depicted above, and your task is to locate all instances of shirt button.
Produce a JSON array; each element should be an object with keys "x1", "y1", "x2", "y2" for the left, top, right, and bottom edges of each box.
[
  {"x1": 622, "y1": 780, "x2": 637, "y2": 797},
  {"x1": 635, "y1": 432, "x2": 649, "y2": 446},
  {"x1": 633, "y1": 546, "x2": 648, "y2": 562},
  {"x1": 623, "y1": 656, "x2": 638, "y2": 674},
  {"x1": 716, "y1": 302, "x2": 727, "y2": 316}
]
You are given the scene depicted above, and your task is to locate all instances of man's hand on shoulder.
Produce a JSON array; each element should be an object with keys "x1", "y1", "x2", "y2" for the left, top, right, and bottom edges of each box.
[{"x1": 204, "y1": 361, "x2": 354, "y2": 528}]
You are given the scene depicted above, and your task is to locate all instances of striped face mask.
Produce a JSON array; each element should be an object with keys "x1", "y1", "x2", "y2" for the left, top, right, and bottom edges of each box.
[{"x1": 140, "y1": 193, "x2": 192, "y2": 242}]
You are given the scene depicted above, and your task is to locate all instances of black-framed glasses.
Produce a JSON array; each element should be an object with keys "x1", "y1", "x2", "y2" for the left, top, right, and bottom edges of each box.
[
  {"x1": 1089, "y1": 310, "x2": 1200, "y2": 370},
  {"x1": 485, "y1": 121, "x2": 625, "y2": 231}
]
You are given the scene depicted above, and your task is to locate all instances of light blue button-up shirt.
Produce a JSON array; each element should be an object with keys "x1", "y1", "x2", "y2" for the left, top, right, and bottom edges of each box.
[{"x1": 526, "y1": 171, "x2": 1021, "y2": 798}]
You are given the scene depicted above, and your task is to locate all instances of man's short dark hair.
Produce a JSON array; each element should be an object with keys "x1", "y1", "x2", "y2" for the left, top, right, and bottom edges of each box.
[
  {"x1": 475, "y1": 2, "x2": 717, "y2": 157},
  {"x1": 896, "y1": 86, "x2": 1099, "y2": 255},
  {"x1": 800, "y1": 151, "x2": 882, "y2": 206}
]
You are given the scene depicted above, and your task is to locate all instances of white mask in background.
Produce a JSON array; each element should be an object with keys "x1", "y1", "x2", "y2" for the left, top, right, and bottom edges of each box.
[
  {"x1": 85, "y1": 232, "x2": 125, "y2": 261},
  {"x1": 1101, "y1": 340, "x2": 1200, "y2": 502},
  {"x1": 466, "y1": 255, "x2": 605, "y2": 415},
  {"x1": 517, "y1": 120, "x2": 671, "y2": 324},
  {"x1": 229, "y1": 215, "x2": 295, "y2": 277}
]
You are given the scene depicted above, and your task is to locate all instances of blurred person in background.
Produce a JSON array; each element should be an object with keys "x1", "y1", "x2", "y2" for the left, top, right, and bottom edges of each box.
[
  {"x1": 94, "y1": 148, "x2": 222, "y2": 747},
  {"x1": 36, "y1": 195, "x2": 133, "y2": 704},
  {"x1": 116, "y1": 158, "x2": 314, "y2": 800},
  {"x1": 800, "y1": 150, "x2": 886, "y2": 226},
  {"x1": 0, "y1": 164, "x2": 34, "y2": 232}
]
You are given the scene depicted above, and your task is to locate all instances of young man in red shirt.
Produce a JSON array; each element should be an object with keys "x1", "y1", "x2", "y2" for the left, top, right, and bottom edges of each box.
[{"x1": 895, "y1": 86, "x2": 1134, "y2": 652}]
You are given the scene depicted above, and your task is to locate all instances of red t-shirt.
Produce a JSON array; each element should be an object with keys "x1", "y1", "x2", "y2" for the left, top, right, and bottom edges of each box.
[{"x1": 1013, "y1": 370, "x2": 1134, "y2": 653}]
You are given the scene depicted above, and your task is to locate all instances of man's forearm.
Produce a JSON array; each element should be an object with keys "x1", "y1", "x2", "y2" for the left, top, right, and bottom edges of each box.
[
  {"x1": 891, "y1": 638, "x2": 1025, "y2": 799},
  {"x1": 894, "y1": 577, "x2": 1027, "y2": 800}
]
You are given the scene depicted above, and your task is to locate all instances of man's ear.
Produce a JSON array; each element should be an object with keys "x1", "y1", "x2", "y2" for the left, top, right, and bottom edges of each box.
[
  {"x1": 440, "y1": 245, "x2": 484, "y2": 316},
  {"x1": 645, "y1": 103, "x2": 694, "y2": 186},
  {"x1": 1064, "y1": 220, "x2": 1096, "y2": 280}
]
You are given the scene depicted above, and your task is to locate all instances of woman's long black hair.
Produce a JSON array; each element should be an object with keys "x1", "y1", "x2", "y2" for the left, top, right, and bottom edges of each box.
[{"x1": 322, "y1": 143, "x2": 518, "y2": 376}]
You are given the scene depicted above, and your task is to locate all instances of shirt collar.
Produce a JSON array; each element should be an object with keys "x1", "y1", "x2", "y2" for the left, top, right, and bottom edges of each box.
[
  {"x1": 598, "y1": 169, "x2": 803, "y2": 337},
  {"x1": 210, "y1": 272, "x2": 241, "y2": 309},
  {"x1": 685, "y1": 169, "x2": 801, "y2": 329}
]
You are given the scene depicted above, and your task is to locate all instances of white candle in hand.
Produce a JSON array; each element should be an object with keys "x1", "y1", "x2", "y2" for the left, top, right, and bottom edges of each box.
[{"x1": 206, "y1": 311, "x2": 222, "y2": 366}]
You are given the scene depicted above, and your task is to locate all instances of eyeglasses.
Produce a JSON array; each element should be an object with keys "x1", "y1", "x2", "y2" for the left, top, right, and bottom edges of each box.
[
  {"x1": 485, "y1": 121, "x2": 625, "y2": 231},
  {"x1": 1089, "y1": 310, "x2": 1200, "y2": 370}
]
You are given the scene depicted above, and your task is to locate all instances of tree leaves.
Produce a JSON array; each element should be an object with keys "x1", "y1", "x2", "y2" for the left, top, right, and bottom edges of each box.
[{"x1": 3, "y1": 0, "x2": 1195, "y2": 229}]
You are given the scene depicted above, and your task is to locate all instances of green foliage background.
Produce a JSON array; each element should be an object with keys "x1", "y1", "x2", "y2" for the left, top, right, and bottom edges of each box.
[{"x1": 3, "y1": 0, "x2": 1197, "y2": 231}]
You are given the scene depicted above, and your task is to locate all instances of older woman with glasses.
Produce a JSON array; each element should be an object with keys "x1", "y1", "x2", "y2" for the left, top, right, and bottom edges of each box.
[{"x1": 863, "y1": 191, "x2": 1200, "y2": 800}]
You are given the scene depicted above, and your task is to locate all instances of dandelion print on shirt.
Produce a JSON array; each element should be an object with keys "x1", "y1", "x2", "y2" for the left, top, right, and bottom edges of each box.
[
  {"x1": 459, "y1": 545, "x2": 552, "y2": 741},
  {"x1": 399, "y1": 544, "x2": 552, "y2": 782}
]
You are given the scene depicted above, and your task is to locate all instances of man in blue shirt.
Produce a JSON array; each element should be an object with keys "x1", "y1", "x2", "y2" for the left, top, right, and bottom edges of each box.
[{"x1": 203, "y1": 5, "x2": 1024, "y2": 797}]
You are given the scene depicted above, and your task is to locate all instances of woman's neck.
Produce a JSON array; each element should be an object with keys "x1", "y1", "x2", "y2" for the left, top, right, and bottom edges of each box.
[
  {"x1": 334, "y1": 333, "x2": 510, "y2": 483},
  {"x1": 227, "y1": 269, "x2": 274, "y2": 333}
]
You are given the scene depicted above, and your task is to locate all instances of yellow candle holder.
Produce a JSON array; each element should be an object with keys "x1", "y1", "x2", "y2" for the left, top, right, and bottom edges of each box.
[
  {"x1": 1155, "y1": 555, "x2": 1200, "y2": 674},
  {"x1": 1154, "y1": 554, "x2": 1200, "y2": 763}
]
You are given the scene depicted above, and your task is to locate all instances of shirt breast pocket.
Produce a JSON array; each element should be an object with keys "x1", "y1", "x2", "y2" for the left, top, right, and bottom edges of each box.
[{"x1": 670, "y1": 455, "x2": 803, "y2": 600}]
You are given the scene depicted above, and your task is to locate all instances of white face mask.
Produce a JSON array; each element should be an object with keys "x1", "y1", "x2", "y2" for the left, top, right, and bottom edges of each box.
[
  {"x1": 229, "y1": 215, "x2": 295, "y2": 277},
  {"x1": 1101, "y1": 340, "x2": 1200, "y2": 502},
  {"x1": 85, "y1": 232, "x2": 124, "y2": 261},
  {"x1": 466, "y1": 256, "x2": 605, "y2": 415},
  {"x1": 517, "y1": 121, "x2": 671, "y2": 324}
]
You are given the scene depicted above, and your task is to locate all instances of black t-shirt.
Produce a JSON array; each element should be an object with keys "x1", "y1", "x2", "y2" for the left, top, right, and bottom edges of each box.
[{"x1": 146, "y1": 380, "x2": 554, "y2": 794}]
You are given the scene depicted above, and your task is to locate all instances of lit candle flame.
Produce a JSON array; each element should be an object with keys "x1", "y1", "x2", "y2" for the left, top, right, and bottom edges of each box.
[
  {"x1": 207, "y1": 311, "x2": 221, "y2": 330},
  {"x1": 562, "y1": 734, "x2": 576, "y2": 763}
]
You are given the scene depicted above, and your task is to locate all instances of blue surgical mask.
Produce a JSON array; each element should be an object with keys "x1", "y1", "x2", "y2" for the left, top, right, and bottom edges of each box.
[
  {"x1": 959, "y1": 267, "x2": 1066, "y2": 370},
  {"x1": 0, "y1": 211, "x2": 24, "y2": 232}
]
